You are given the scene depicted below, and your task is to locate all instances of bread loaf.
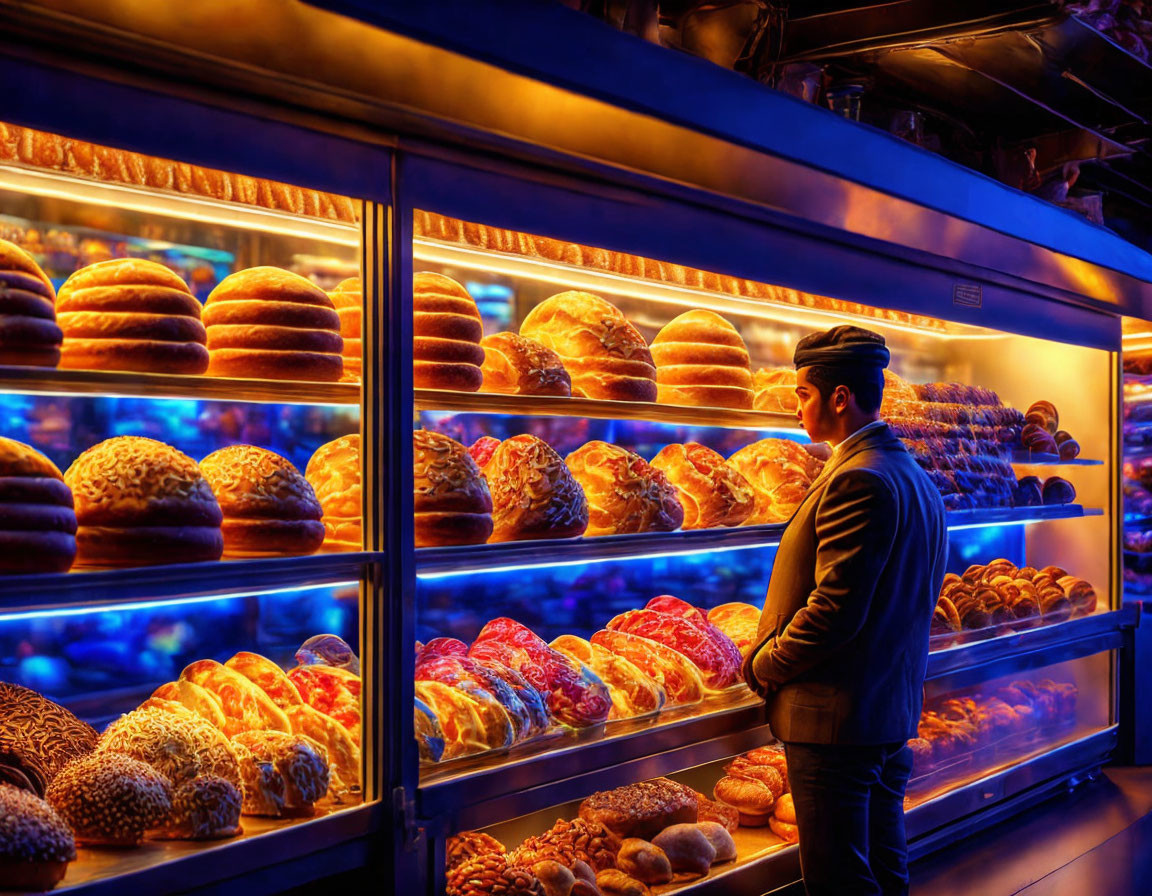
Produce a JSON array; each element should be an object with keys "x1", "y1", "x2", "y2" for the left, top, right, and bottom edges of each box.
[
  {"x1": 305, "y1": 435, "x2": 362, "y2": 550},
  {"x1": 413, "y1": 272, "x2": 484, "y2": 392},
  {"x1": 753, "y1": 367, "x2": 797, "y2": 414},
  {"x1": 0, "y1": 683, "x2": 96, "y2": 797},
  {"x1": 0, "y1": 238, "x2": 62, "y2": 367},
  {"x1": 0, "y1": 784, "x2": 74, "y2": 891},
  {"x1": 0, "y1": 436, "x2": 77, "y2": 573},
  {"x1": 479, "y1": 435, "x2": 588, "y2": 542},
  {"x1": 231, "y1": 731, "x2": 328, "y2": 817},
  {"x1": 550, "y1": 634, "x2": 667, "y2": 720},
  {"x1": 329, "y1": 277, "x2": 362, "y2": 383},
  {"x1": 650, "y1": 310, "x2": 753, "y2": 409},
  {"x1": 480, "y1": 331, "x2": 571, "y2": 396},
  {"x1": 650, "y1": 443, "x2": 754, "y2": 528},
  {"x1": 56, "y1": 258, "x2": 207, "y2": 374},
  {"x1": 565, "y1": 440, "x2": 683, "y2": 536},
  {"x1": 204, "y1": 267, "x2": 343, "y2": 381},
  {"x1": 179, "y1": 659, "x2": 291, "y2": 737},
  {"x1": 520, "y1": 292, "x2": 656, "y2": 402},
  {"x1": 64, "y1": 436, "x2": 223, "y2": 567},
  {"x1": 578, "y1": 778, "x2": 698, "y2": 840},
  {"x1": 413, "y1": 430, "x2": 493, "y2": 547},
  {"x1": 728, "y1": 438, "x2": 823, "y2": 524}
]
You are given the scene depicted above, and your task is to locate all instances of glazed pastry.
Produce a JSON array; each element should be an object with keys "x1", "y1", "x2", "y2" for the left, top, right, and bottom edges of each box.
[
  {"x1": 706, "y1": 603, "x2": 763, "y2": 657},
  {"x1": 151, "y1": 775, "x2": 242, "y2": 840},
  {"x1": 446, "y1": 854, "x2": 545, "y2": 896},
  {"x1": 287, "y1": 665, "x2": 361, "y2": 742},
  {"x1": 651, "y1": 824, "x2": 716, "y2": 876},
  {"x1": 616, "y1": 839, "x2": 673, "y2": 885},
  {"x1": 650, "y1": 443, "x2": 754, "y2": 529},
  {"x1": 565, "y1": 441, "x2": 683, "y2": 536},
  {"x1": 413, "y1": 680, "x2": 514, "y2": 760},
  {"x1": 417, "y1": 653, "x2": 539, "y2": 743},
  {"x1": 0, "y1": 237, "x2": 62, "y2": 368},
  {"x1": 713, "y1": 775, "x2": 775, "y2": 826},
  {"x1": 305, "y1": 434, "x2": 362, "y2": 551},
  {"x1": 0, "y1": 784, "x2": 74, "y2": 891},
  {"x1": 413, "y1": 272, "x2": 484, "y2": 392},
  {"x1": 415, "y1": 698, "x2": 445, "y2": 763},
  {"x1": 231, "y1": 731, "x2": 329, "y2": 817},
  {"x1": 550, "y1": 635, "x2": 666, "y2": 720},
  {"x1": 480, "y1": 331, "x2": 571, "y2": 396},
  {"x1": 413, "y1": 430, "x2": 493, "y2": 547},
  {"x1": 578, "y1": 778, "x2": 699, "y2": 841},
  {"x1": 1059, "y1": 576, "x2": 1098, "y2": 617},
  {"x1": 479, "y1": 435, "x2": 589, "y2": 542},
  {"x1": 179, "y1": 659, "x2": 292, "y2": 736},
  {"x1": 225, "y1": 652, "x2": 303, "y2": 709},
  {"x1": 45, "y1": 753, "x2": 172, "y2": 847},
  {"x1": 728, "y1": 438, "x2": 824, "y2": 524},
  {"x1": 328, "y1": 277, "x2": 362, "y2": 383},
  {"x1": 532, "y1": 860, "x2": 577, "y2": 896},
  {"x1": 148, "y1": 680, "x2": 227, "y2": 730},
  {"x1": 1042, "y1": 476, "x2": 1076, "y2": 505},
  {"x1": 1025, "y1": 400, "x2": 1059, "y2": 434},
  {"x1": 725, "y1": 759, "x2": 785, "y2": 797},
  {"x1": 650, "y1": 309, "x2": 753, "y2": 409},
  {"x1": 606, "y1": 603, "x2": 740, "y2": 690},
  {"x1": 1054, "y1": 430, "x2": 1080, "y2": 461},
  {"x1": 467, "y1": 436, "x2": 500, "y2": 469},
  {"x1": 753, "y1": 367, "x2": 797, "y2": 414},
  {"x1": 0, "y1": 437, "x2": 77, "y2": 573},
  {"x1": 520, "y1": 291, "x2": 657, "y2": 402},
  {"x1": 591, "y1": 629, "x2": 705, "y2": 705},
  {"x1": 694, "y1": 791, "x2": 740, "y2": 832},
  {"x1": 284, "y1": 705, "x2": 360, "y2": 801},
  {"x1": 1021, "y1": 423, "x2": 1058, "y2": 455},
  {"x1": 0, "y1": 684, "x2": 96, "y2": 797}
]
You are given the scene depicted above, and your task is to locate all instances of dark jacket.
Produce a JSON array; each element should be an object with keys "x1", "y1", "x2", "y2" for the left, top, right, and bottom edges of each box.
[{"x1": 745, "y1": 422, "x2": 948, "y2": 744}]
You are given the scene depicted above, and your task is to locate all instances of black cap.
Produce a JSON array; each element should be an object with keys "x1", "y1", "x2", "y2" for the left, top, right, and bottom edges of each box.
[{"x1": 793, "y1": 325, "x2": 890, "y2": 371}]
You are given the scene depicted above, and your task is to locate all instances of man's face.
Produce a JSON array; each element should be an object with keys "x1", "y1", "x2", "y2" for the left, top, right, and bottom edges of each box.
[{"x1": 795, "y1": 367, "x2": 838, "y2": 442}]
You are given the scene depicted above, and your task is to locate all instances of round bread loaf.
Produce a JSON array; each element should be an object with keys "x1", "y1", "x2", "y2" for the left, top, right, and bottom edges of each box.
[
  {"x1": 413, "y1": 271, "x2": 484, "y2": 392},
  {"x1": 152, "y1": 775, "x2": 242, "y2": 841},
  {"x1": 481, "y1": 434, "x2": 589, "y2": 542},
  {"x1": 305, "y1": 434, "x2": 361, "y2": 550},
  {"x1": 650, "y1": 443, "x2": 754, "y2": 529},
  {"x1": 753, "y1": 367, "x2": 797, "y2": 414},
  {"x1": 565, "y1": 440, "x2": 683, "y2": 536},
  {"x1": 520, "y1": 291, "x2": 656, "y2": 402},
  {"x1": 0, "y1": 784, "x2": 75, "y2": 891},
  {"x1": 64, "y1": 436, "x2": 224, "y2": 567},
  {"x1": 480, "y1": 331, "x2": 571, "y2": 396},
  {"x1": 56, "y1": 258, "x2": 207, "y2": 374},
  {"x1": 204, "y1": 267, "x2": 343, "y2": 381},
  {"x1": 413, "y1": 430, "x2": 493, "y2": 547},
  {"x1": 728, "y1": 438, "x2": 824, "y2": 525},
  {"x1": 651, "y1": 310, "x2": 752, "y2": 409},
  {"x1": 46, "y1": 753, "x2": 172, "y2": 847},
  {"x1": 329, "y1": 277, "x2": 361, "y2": 384},
  {"x1": 713, "y1": 775, "x2": 774, "y2": 826},
  {"x1": 200, "y1": 445, "x2": 324, "y2": 557},
  {"x1": 0, "y1": 683, "x2": 96, "y2": 797},
  {"x1": 0, "y1": 238, "x2": 62, "y2": 368},
  {"x1": 0, "y1": 436, "x2": 77, "y2": 573}
]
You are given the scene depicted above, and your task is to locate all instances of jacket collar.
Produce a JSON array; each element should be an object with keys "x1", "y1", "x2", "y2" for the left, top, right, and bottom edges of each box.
[{"x1": 802, "y1": 422, "x2": 896, "y2": 499}]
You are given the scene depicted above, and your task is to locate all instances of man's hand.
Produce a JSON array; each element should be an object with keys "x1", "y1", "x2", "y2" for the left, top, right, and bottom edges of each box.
[{"x1": 742, "y1": 635, "x2": 777, "y2": 699}]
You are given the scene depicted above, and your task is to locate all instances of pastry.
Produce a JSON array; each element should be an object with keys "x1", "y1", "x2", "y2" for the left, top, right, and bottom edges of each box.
[
  {"x1": 565, "y1": 441, "x2": 683, "y2": 536},
  {"x1": 284, "y1": 704, "x2": 361, "y2": 801},
  {"x1": 1042, "y1": 476, "x2": 1076, "y2": 505},
  {"x1": 741, "y1": 744, "x2": 789, "y2": 780},
  {"x1": 0, "y1": 238, "x2": 62, "y2": 368},
  {"x1": 287, "y1": 665, "x2": 361, "y2": 742},
  {"x1": 96, "y1": 705, "x2": 241, "y2": 790},
  {"x1": 46, "y1": 752, "x2": 172, "y2": 847},
  {"x1": 769, "y1": 813, "x2": 799, "y2": 844},
  {"x1": 295, "y1": 633, "x2": 360, "y2": 673},
  {"x1": 446, "y1": 831, "x2": 506, "y2": 873},
  {"x1": 753, "y1": 367, "x2": 797, "y2": 414},
  {"x1": 532, "y1": 860, "x2": 576, "y2": 896},
  {"x1": 479, "y1": 435, "x2": 589, "y2": 542},
  {"x1": 1014, "y1": 475, "x2": 1043, "y2": 507},
  {"x1": 467, "y1": 436, "x2": 500, "y2": 469},
  {"x1": 0, "y1": 437, "x2": 76, "y2": 573},
  {"x1": 595, "y1": 870, "x2": 649, "y2": 896},
  {"x1": 651, "y1": 824, "x2": 716, "y2": 876},
  {"x1": 509, "y1": 817, "x2": 620, "y2": 873},
  {"x1": 413, "y1": 430, "x2": 494, "y2": 547},
  {"x1": 1055, "y1": 431, "x2": 1080, "y2": 461},
  {"x1": 56, "y1": 258, "x2": 207, "y2": 374},
  {"x1": 694, "y1": 792, "x2": 740, "y2": 832},
  {"x1": 204, "y1": 267, "x2": 343, "y2": 381},
  {"x1": 0, "y1": 784, "x2": 74, "y2": 891},
  {"x1": 480, "y1": 331, "x2": 571, "y2": 396},
  {"x1": 179, "y1": 659, "x2": 292, "y2": 736},
  {"x1": 550, "y1": 635, "x2": 666, "y2": 719},
  {"x1": 725, "y1": 760, "x2": 785, "y2": 797},
  {"x1": 713, "y1": 775, "x2": 775, "y2": 826},
  {"x1": 0, "y1": 684, "x2": 97, "y2": 797},
  {"x1": 706, "y1": 603, "x2": 762, "y2": 657},
  {"x1": 413, "y1": 680, "x2": 514, "y2": 760},
  {"x1": 231, "y1": 731, "x2": 329, "y2": 817},
  {"x1": 328, "y1": 277, "x2": 362, "y2": 383},
  {"x1": 306, "y1": 434, "x2": 362, "y2": 550},
  {"x1": 578, "y1": 778, "x2": 698, "y2": 841},
  {"x1": 1059, "y1": 576, "x2": 1098, "y2": 617},
  {"x1": 200, "y1": 446, "x2": 325, "y2": 557},
  {"x1": 415, "y1": 698, "x2": 445, "y2": 763},
  {"x1": 591, "y1": 629, "x2": 705, "y2": 705},
  {"x1": 64, "y1": 436, "x2": 223, "y2": 567},
  {"x1": 728, "y1": 438, "x2": 824, "y2": 524},
  {"x1": 607, "y1": 602, "x2": 741, "y2": 690},
  {"x1": 148, "y1": 681, "x2": 226, "y2": 730},
  {"x1": 151, "y1": 775, "x2": 242, "y2": 840},
  {"x1": 1021, "y1": 423, "x2": 1058, "y2": 455},
  {"x1": 650, "y1": 443, "x2": 754, "y2": 528},
  {"x1": 413, "y1": 272, "x2": 484, "y2": 392},
  {"x1": 695, "y1": 821, "x2": 736, "y2": 862},
  {"x1": 520, "y1": 292, "x2": 656, "y2": 402},
  {"x1": 650, "y1": 310, "x2": 753, "y2": 409},
  {"x1": 225, "y1": 652, "x2": 303, "y2": 709},
  {"x1": 426, "y1": 655, "x2": 551, "y2": 740},
  {"x1": 1025, "y1": 400, "x2": 1059, "y2": 434},
  {"x1": 616, "y1": 839, "x2": 672, "y2": 885},
  {"x1": 447, "y1": 853, "x2": 545, "y2": 896}
]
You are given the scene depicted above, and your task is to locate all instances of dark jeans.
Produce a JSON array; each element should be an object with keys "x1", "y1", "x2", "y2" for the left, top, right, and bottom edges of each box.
[{"x1": 783, "y1": 741, "x2": 914, "y2": 896}]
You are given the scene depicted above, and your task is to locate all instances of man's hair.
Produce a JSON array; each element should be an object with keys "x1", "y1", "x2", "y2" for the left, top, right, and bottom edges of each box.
[{"x1": 804, "y1": 364, "x2": 884, "y2": 414}]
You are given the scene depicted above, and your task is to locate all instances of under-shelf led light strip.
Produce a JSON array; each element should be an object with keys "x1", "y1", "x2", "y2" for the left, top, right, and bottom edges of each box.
[
  {"x1": 0, "y1": 164, "x2": 360, "y2": 247},
  {"x1": 1, "y1": 580, "x2": 358, "y2": 623},
  {"x1": 413, "y1": 239, "x2": 1007, "y2": 342}
]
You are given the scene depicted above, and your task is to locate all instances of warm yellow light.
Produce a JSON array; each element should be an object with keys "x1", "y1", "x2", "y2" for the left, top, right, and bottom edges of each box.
[
  {"x1": 413, "y1": 239, "x2": 1007, "y2": 341},
  {"x1": 0, "y1": 163, "x2": 359, "y2": 246}
]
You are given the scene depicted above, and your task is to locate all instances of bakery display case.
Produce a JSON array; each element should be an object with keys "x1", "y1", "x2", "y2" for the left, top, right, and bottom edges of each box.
[{"x1": 0, "y1": 118, "x2": 385, "y2": 894}]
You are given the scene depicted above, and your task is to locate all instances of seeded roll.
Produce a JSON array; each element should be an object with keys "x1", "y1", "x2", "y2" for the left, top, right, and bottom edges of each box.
[
  {"x1": 151, "y1": 775, "x2": 242, "y2": 841},
  {"x1": 413, "y1": 430, "x2": 493, "y2": 547},
  {"x1": 46, "y1": 753, "x2": 172, "y2": 847},
  {"x1": 0, "y1": 784, "x2": 75, "y2": 891}
]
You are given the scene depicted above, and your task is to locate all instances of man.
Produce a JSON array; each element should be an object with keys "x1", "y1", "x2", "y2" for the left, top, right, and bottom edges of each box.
[{"x1": 743, "y1": 325, "x2": 948, "y2": 896}]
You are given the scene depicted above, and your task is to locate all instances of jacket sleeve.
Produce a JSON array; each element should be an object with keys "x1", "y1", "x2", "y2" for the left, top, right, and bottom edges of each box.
[{"x1": 752, "y1": 468, "x2": 898, "y2": 688}]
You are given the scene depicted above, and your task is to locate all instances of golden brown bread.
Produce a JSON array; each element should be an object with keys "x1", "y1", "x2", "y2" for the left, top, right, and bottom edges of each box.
[
  {"x1": 328, "y1": 277, "x2": 361, "y2": 384},
  {"x1": 650, "y1": 443, "x2": 754, "y2": 529},
  {"x1": 0, "y1": 436, "x2": 77, "y2": 573},
  {"x1": 728, "y1": 438, "x2": 824, "y2": 524},
  {"x1": 480, "y1": 331, "x2": 571, "y2": 396},
  {"x1": 753, "y1": 367, "x2": 797, "y2": 414},
  {"x1": 200, "y1": 446, "x2": 324, "y2": 557},
  {"x1": 305, "y1": 434, "x2": 361, "y2": 550},
  {"x1": 64, "y1": 436, "x2": 223, "y2": 567},
  {"x1": 520, "y1": 292, "x2": 656, "y2": 402},
  {"x1": 565, "y1": 440, "x2": 683, "y2": 536},
  {"x1": 650, "y1": 824, "x2": 716, "y2": 876},
  {"x1": 412, "y1": 430, "x2": 493, "y2": 547},
  {"x1": 616, "y1": 839, "x2": 672, "y2": 885},
  {"x1": 57, "y1": 258, "x2": 207, "y2": 374},
  {"x1": 478, "y1": 434, "x2": 588, "y2": 542},
  {"x1": 713, "y1": 775, "x2": 775, "y2": 826},
  {"x1": 413, "y1": 272, "x2": 484, "y2": 392},
  {"x1": 578, "y1": 778, "x2": 699, "y2": 841},
  {"x1": 650, "y1": 310, "x2": 752, "y2": 409},
  {"x1": 0, "y1": 237, "x2": 62, "y2": 368},
  {"x1": 204, "y1": 267, "x2": 343, "y2": 381}
]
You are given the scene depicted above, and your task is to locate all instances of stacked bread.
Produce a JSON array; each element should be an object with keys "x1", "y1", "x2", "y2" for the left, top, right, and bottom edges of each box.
[
  {"x1": 328, "y1": 277, "x2": 362, "y2": 384},
  {"x1": 728, "y1": 438, "x2": 825, "y2": 524},
  {"x1": 412, "y1": 430, "x2": 493, "y2": 547},
  {"x1": 306, "y1": 434, "x2": 362, "y2": 551},
  {"x1": 56, "y1": 258, "x2": 209, "y2": 374},
  {"x1": 479, "y1": 331, "x2": 571, "y2": 396},
  {"x1": 0, "y1": 437, "x2": 77, "y2": 573},
  {"x1": 520, "y1": 292, "x2": 657, "y2": 402},
  {"x1": 713, "y1": 745, "x2": 789, "y2": 829},
  {"x1": 650, "y1": 310, "x2": 753, "y2": 409},
  {"x1": 412, "y1": 272, "x2": 484, "y2": 392},
  {"x1": 1022, "y1": 400, "x2": 1081, "y2": 460},
  {"x1": 0, "y1": 237, "x2": 62, "y2": 368}
]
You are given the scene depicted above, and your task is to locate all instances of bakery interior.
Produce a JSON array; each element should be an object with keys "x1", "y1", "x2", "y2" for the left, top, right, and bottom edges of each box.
[{"x1": 3, "y1": 1, "x2": 1152, "y2": 895}]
